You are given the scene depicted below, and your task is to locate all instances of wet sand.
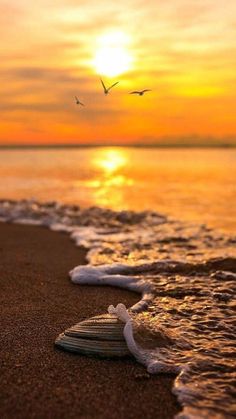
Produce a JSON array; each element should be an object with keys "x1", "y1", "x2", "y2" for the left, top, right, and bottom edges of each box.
[{"x1": 0, "y1": 223, "x2": 180, "y2": 419}]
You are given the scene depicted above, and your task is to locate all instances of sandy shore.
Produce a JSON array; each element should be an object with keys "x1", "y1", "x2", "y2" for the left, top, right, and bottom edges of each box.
[{"x1": 0, "y1": 222, "x2": 180, "y2": 419}]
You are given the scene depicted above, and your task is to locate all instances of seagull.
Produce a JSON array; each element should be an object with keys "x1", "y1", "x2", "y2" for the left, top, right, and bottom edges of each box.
[
  {"x1": 75, "y1": 96, "x2": 84, "y2": 106},
  {"x1": 129, "y1": 89, "x2": 151, "y2": 96},
  {"x1": 100, "y1": 79, "x2": 119, "y2": 95}
]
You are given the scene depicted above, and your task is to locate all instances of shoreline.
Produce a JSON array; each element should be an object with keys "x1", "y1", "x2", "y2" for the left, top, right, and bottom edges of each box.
[{"x1": 0, "y1": 222, "x2": 180, "y2": 419}]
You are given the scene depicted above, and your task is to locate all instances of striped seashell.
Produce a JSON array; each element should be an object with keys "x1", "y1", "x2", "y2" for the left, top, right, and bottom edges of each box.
[{"x1": 55, "y1": 313, "x2": 131, "y2": 357}]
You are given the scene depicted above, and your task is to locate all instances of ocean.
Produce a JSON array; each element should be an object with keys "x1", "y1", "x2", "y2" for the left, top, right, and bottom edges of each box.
[
  {"x1": 0, "y1": 147, "x2": 235, "y2": 233},
  {"x1": 0, "y1": 147, "x2": 235, "y2": 418}
]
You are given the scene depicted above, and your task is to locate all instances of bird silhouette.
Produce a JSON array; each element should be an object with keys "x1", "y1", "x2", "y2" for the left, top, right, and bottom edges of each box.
[
  {"x1": 75, "y1": 96, "x2": 85, "y2": 106},
  {"x1": 100, "y1": 79, "x2": 119, "y2": 95},
  {"x1": 129, "y1": 89, "x2": 151, "y2": 96}
]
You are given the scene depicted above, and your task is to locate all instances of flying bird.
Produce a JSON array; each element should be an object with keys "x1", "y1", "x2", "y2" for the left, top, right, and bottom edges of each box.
[
  {"x1": 129, "y1": 89, "x2": 151, "y2": 96},
  {"x1": 100, "y1": 79, "x2": 119, "y2": 95},
  {"x1": 75, "y1": 96, "x2": 84, "y2": 106}
]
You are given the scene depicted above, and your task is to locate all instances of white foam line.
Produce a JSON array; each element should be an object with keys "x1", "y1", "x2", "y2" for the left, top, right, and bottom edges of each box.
[
  {"x1": 108, "y1": 303, "x2": 147, "y2": 364},
  {"x1": 69, "y1": 263, "x2": 154, "y2": 313},
  {"x1": 108, "y1": 303, "x2": 182, "y2": 376}
]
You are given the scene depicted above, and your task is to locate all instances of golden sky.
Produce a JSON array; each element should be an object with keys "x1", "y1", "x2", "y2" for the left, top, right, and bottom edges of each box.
[{"x1": 1, "y1": 0, "x2": 236, "y2": 145}]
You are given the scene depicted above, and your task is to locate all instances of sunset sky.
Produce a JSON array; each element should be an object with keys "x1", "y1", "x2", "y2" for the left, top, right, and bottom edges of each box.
[{"x1": 1, "y1": 0, "x2": 236, "y2": 145}]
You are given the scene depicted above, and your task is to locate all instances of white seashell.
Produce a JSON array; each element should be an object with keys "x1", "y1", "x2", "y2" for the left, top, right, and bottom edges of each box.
[{"x1": 55, "y1": 313, "x2": 131, "y2": 357}]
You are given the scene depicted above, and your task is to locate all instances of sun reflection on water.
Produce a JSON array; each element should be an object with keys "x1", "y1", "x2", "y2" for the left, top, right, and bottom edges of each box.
[
  {"x1": 93, "y1": 149, "x2": 127, "y2": 173},
  {"x1": 90, "y1": 148, "x2": 134, "y2": 208}
]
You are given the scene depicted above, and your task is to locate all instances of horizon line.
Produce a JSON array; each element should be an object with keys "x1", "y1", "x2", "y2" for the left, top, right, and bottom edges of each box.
[{"x1": 0, "y1": 143, "x2": 236, "y2": 149}]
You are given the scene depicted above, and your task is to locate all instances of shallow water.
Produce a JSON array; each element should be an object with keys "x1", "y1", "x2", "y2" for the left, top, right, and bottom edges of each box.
[
  {"x1": 0, "y1": 147, "x2": 235, "y2": 233},
  {"x1": 0, "y1": 200, "x2": 236, "y2": 419}
]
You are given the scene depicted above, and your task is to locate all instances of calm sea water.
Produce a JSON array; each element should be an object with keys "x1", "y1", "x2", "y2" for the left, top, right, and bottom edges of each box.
[{"x1": 0, "y1": 147, "x2": 235, "y2": 233}]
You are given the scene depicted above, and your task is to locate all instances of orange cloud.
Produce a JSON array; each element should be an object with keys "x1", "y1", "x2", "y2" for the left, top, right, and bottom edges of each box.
[{"x1": 1, "y1": 0, "x2": 236, "y2": 145}]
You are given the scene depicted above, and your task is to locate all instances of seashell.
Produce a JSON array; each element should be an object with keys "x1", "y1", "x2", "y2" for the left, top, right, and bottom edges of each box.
[{"x1": 55, "y1": 313, "x2": 131, "y2": 357}]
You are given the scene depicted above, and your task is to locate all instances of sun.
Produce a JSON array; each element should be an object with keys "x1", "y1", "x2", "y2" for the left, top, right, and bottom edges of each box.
[{"x1": 93, "y1": 31, "x2": 133, "y2": 77}]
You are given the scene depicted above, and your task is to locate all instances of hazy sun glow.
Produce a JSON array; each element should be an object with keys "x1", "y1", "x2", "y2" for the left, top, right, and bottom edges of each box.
[{"x1": 93, "y1": 31, "x2": 133, "y2": 77}]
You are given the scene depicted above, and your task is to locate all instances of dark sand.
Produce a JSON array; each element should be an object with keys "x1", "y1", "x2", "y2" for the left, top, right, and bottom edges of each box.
[{"x1": 0, "y1": 223, "x2": 180, "y2": 419}]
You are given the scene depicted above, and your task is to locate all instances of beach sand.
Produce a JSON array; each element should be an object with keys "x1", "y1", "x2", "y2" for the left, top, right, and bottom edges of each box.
[{"x1": 0, "y1": 223, "x2": 180, "y2": 419}]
